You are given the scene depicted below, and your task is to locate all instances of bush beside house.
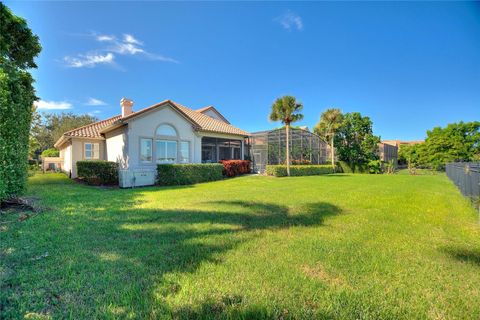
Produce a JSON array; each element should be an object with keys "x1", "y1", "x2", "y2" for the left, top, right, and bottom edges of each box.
[
  {"x1": 219, "y1": 160, "x2": 251, "y2": 177},
  {"x1": 266, "y1": 165, "x2": 334, "y2": 177},
  {"x1": 77, "y1": 161, "x2": 118, "y2": 185},
  {"x1": 157, "y1": 164, "x2": 224, "y2": 185}
]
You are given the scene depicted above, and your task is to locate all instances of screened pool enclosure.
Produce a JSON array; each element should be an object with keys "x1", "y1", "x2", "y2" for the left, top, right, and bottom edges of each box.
[{"x1": 248, "y1": 127, "x2": 332, "y2": 173}]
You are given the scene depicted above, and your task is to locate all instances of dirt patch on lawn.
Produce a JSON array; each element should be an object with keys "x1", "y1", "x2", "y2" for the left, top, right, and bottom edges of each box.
[
  {"x1": 301, "y1": 264, "x2": 351, "y2": 289},
  {"x1": 0, "y1": 197, "x2": 46, "y2": 231}
]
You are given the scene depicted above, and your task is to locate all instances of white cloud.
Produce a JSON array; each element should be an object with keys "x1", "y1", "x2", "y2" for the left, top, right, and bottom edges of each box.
[
  {"x1": 276, "y1": 11, "x2": 303, "y2": 31},
  {"x1": 63, "y1": 32, "x2": 178, "y2": 68},
  {"x1": 111, "y1": 42, "x2": 145, "y2": 55},
  {"x1": 88, "y1": 110, "x2": 102, "y2": 116},
  {"x1": 34, "y1": 100, "x2": 72, "y2": 110},
  {"x1": 123, "y1": 34, "x2": 142, "y2": 45},
  {"x1": 144, "y1": 52, "x2": 179, "y2": 63},
  {"x1": 96, "y1": 34, "x2": 115, "y2": 42},
  {"x1": 85, "y1": 98, "x2": 107, "y2": 106},
  {"x1": 64, "y1": 53, "x2": 115, "y2": 68}
]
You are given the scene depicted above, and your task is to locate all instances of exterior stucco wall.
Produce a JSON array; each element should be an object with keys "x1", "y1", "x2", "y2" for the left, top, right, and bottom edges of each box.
[
  {"x1": 70, "y1": 138, "x2": 106, "y2": 178},
  {"x1": 60, "y1": 143, "x2": 72, "y2": 175},
  {"x1": 126, "y1": 104, "x2": 202, "y2": 171},
  {"x1": 105, "y1": 126, "x2": 128, "y2": 167}
]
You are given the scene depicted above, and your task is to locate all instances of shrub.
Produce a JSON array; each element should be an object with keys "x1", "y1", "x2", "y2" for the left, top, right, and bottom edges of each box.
[
  {"x1": 291, "y1": 159, "x2": 312, "y2": 165},
  {"x1": 338, "y1": 161, "x2": 353, "y2": 173},
  {"x1": 338, "y1": 161, "x2": 369, "y2": 174},
  {"x1": 77, "y1": 161, "x2": 118, "y2": 185},
  {"x1": 384, "y1": 160, "x2": 396, "y2": 174},
  {"x1": 368, "y1": 160, "x2": 382, "y2": 174},
  {"x1": 157, "y1": 164, "x2": 223, "y2": 185},
  {"x1": 265, "y1": 165, "x2": 334, "y2": 177},
  {"x1": 219, "y1": 160, "x2": 251, "y2": 177},
  {"x1": 41, "y1": 148, "x2": 59, "y2": 157}
]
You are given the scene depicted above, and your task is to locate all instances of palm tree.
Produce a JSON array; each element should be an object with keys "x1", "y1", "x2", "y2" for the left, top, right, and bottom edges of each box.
[
  {"x1": 269, "y1": 96, "x2": 304, "y2": 176},
  {"x1": 314, "y1": 108, "x2": 343, "y2": 172}
]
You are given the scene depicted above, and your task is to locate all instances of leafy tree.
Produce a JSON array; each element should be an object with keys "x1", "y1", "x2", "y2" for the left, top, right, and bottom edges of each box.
[
  {"x1": 314, "y1": 108, "x2": 343, "y2": 171},
  {"x1": 398, "y1": 143, "x2": 425, "y2": 174},
  {"x1": 41, "y1": 148, "x2": 60, "y2": 157},
  {"x1": 0, "y1": 3, "x2": 41, "y2": 202},
  {"x1": 269, "y1": 96, "x2": 304, "y2": 176},
  {"x1": 334, "y1": 112, "x2": 380, "y2": 165},
  {"x1": 30, "y1": 111, "x2": 98, "y2": 153},
  {"x1": 422, "y1": 121, "x2": 480, "y2": 169}
]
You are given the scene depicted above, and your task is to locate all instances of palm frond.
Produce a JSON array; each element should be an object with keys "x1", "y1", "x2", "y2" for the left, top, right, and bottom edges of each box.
[{"x1": 269, "y1": 95, "x2": 304, "y2": 125}]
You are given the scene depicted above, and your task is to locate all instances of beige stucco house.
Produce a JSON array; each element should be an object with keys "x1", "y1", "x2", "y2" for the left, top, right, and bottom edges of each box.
[{"x1": 54, "y1": 98, "x2": 249, "y2": 187}]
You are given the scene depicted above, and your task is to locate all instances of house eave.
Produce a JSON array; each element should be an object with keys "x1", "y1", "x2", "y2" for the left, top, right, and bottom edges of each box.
[
  {"x1": 197, "y1": 129, "x2": 250, "y2": 138},
  {"x1": 99, "y1": 122, "x2": 127, "y2": 135}
]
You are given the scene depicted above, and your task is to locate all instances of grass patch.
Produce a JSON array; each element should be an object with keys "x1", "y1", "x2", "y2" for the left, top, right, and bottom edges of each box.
[{"x1": 1, "y1": 173, "x2": 479, "y2": 319}]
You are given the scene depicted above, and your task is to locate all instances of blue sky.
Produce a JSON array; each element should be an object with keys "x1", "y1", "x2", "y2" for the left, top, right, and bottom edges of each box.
[{"x1": 6, "y1": 1, "x2": 480, "y2": 140}]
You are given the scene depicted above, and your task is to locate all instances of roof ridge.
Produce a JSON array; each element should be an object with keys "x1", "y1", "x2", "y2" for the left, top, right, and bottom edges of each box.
[
  {"x1": 59, "y1": 99, "x2": 249, "y2": 141},
  {"x1": 195, "y1": 105, "x2": 213, "y2": 112},
  {"x1": 171, "y1": 101, "x2": 248, "y2": 136},
  {"x1": 63, "y1": 114, "x2": 122, "y2": 135}
]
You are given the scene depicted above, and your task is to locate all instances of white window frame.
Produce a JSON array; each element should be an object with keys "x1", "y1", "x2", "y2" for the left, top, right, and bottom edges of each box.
[
  {"x1": 84, "y1": 142, "x2": 100, "y2": 160},
  {"x1": 155, "y1": 124, "x2": 177, "y2": 137},
  {"x1": 179, "y1": 141, "x2": 190, "y2": 163},
  {"x1": 156, "y1": 139, "x2": 177, "y2": 164},
  {"x1": 140, "y1": 138, "x2": 153, "y2": 163}
]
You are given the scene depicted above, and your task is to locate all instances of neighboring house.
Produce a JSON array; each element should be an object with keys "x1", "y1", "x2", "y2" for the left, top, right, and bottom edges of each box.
[
  {"x1": 379, "y1": 140, "x2": 424, "y2": 163},
  {"x1": 54, "y1": 98, "x2": 249, "y2": 187},
  {"x1": 249, "y1": 127, "x2": 332, "y2": 173},
  {"x1": 377, "y1": 142, "x2": 398, "y2": 163},
  {"x1": 382, "y1": 139, "x2": 424, "y2": 148}
]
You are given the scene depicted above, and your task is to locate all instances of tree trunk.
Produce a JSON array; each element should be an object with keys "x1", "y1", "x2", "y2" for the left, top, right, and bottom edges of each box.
[
  {"x1": 331, "y1": 135, "x2": 335, "y2": 172},
  {"x1": 286, "y1": 124, "x2": 290, "y2": 176}
]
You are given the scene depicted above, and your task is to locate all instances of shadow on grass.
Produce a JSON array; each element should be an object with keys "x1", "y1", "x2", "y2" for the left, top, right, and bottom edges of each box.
[
  {"x1": 442, "y1": 246, "x2": 480, "y2": 267},
  {"x1": 171, "y1": 294, "x2": 334, "y2": 320},
  {"x1": 1, "y1": 177, "x2": 342, "y2": 318}
]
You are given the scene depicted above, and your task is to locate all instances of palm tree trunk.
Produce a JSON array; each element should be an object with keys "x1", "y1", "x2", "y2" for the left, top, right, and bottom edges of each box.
[
  {"x1": 286, "y1": 124, "x2": 290, "y2": 176},
  {"x1": 331, "y1": 135, "x2": 335, "y2": 172}
]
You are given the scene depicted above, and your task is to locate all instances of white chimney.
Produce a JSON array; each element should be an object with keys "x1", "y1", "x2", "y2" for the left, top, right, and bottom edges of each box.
[{"x1": 120, "y1": 98, "x2": 134, "y2": 117}]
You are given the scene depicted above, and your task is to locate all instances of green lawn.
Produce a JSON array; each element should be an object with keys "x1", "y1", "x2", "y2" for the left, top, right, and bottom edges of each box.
[{"x1": 1, "y1": 173, "x2": 479, "y2": 319}]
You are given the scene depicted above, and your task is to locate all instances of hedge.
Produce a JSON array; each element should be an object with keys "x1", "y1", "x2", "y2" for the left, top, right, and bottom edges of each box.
[
  {"x1": 0, "y1": 65, "x2": 36, "y2": 202},
  {"x1": 0, "y1": 5, "x2": 40, "y2": 203},
  {"x1": 157, "y1": 164, "x2": 224, "y2": 185},
  {"x1": 265, "y1": 165, "x2": 335, "y2": 177},
  {"x1": 219, "y1": 160, "x2": 251, "y2": 177},
  {"x1": 338, "y1": 161, "x2": 369, "y2": 174},
  {"x1": 77, "y1": 161, "x2": 118, "y2": 185}
]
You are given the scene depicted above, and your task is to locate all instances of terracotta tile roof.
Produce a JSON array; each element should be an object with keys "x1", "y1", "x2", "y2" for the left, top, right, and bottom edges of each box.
[
  {"x1": 172, "y1": 101, "x2": 247, "y2": 136},
  {"x1": 63, "y1": 115, "x2": 123, "y2": 139},
  {"x1": 195, "y1": 106, "x2": 212, "y2": 113},
  {"x1": 195, "y1": 105, "x2": 231, "y2": 124},
  {"x1": 119, "y1": 100, "x2": 248, "y2": 136},
  {"x1": 56, "y1": 100, "x2": 248, "y2": 146}
]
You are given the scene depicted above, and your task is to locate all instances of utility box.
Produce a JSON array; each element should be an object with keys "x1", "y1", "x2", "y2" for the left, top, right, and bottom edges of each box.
[{"x1": 119, "y1": 169, "x2": 156, "y2": 188}]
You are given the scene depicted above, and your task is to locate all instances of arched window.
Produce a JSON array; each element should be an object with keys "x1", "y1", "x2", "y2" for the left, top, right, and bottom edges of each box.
[
  {"x1": 156, "y1": 124, "x2": 177, "y2": 137},
  {"x1": 154, "y1": 124, "x2": 178, "y2": 164}
]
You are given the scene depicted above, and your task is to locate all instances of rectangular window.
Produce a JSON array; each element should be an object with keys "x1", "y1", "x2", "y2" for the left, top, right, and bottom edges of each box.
[
  {"x1": 156, "y1": 140, "x2": 177, "y2": 163},
  {"x1": 180, "y1": 141, "x2": 190, "y2": 163},
  {"x1": 84, "y1": 143, "x2": 99, "y2": 160},
  {"x1": 140, "y1": 138, "x2": 152, "y2": 162}
]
